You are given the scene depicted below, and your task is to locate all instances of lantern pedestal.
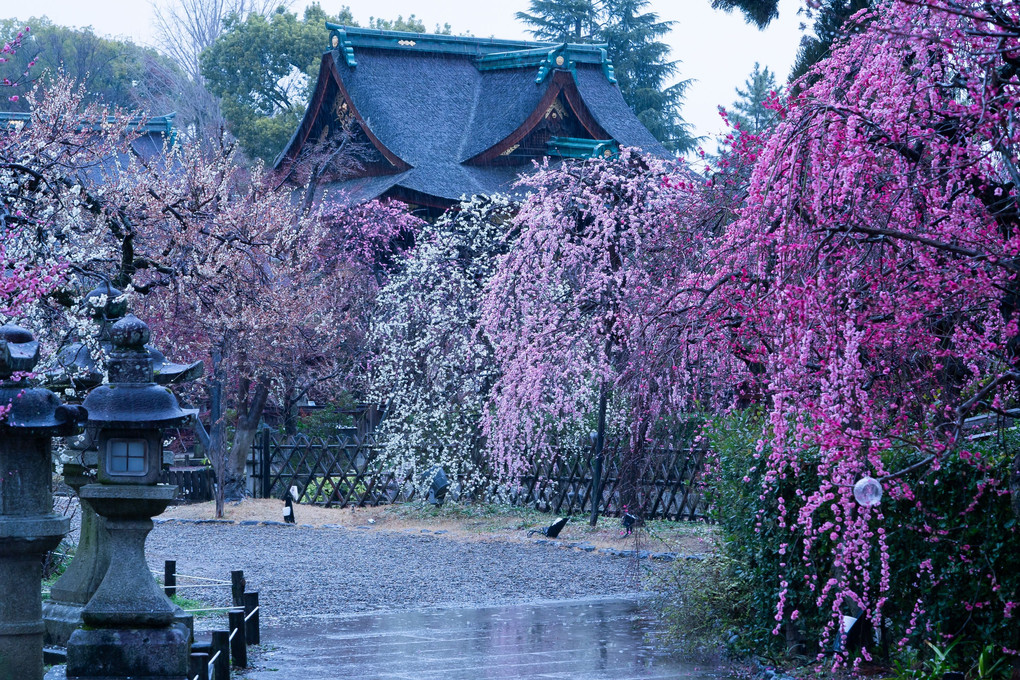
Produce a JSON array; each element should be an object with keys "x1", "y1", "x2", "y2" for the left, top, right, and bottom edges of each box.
[
  {"x1": 0, "y1": 516, "x2": 68, "y2": 680},
  {"x1": 44, "y1": 461, "x2": 112, "y2": 646},
  {"x1": 66, "y1": 484, "x2": 188, "y2": 680}
]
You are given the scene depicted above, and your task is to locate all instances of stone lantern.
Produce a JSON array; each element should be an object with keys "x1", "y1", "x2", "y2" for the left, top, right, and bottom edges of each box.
[
  {"x1": 66, "y1": 314, "x2": 194, "y2": 680},
  {"x1": 45, "y1": 285, "x2": 202, "y2": 647},
  {"x1": 0, "y1": 325, "x2": 86, "y2": 680}
]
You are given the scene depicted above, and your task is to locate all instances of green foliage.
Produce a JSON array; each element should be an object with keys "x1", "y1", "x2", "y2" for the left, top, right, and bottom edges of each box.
[
  {"x1": 516, "y1": 0, "x2": 600, "y2": 41},
  {"x1": 789, "y1": 0, "x2": 871, "y2": 82},
  {"x1": 692, "y1": 409, "x2": 1020, "y2": 669},
  {"x1": 726, "y1": 62, "x2": 777, "y2": 134},
  {"x1": 702, "y1": 408, "x2": 816, "y2": 659},
  {"x1": 601, "y1": 0, "x2": 694, "y2": 152},
  {"x1": 298, "y1": 475, "x2": 366, "y2": 503},
  {"x1": 42, "y1": 539, "x2": 75, "y2": 592},
  {"x1": 0, "y1": 17, "x2": 177, "y2": 112},
  {"x1": 651, "y1": 551, "x2": 747, "y2": 656},
  {"x1": 201, "y1": 5, "x2": 327, "y2": 163},
  {"x1": 201, "y1": 4, "x2": 454, "y2": 163},
  {"x1": 368, "y1": 15, "x2": 451, "y2": 35},
  {"x1": 515, "y1": 0, "x2": 695, "y2": 152},
  {"x1": 168, "y1": 594, "x2": 218, "y2": 618},
  {"x1": 880, "y1": 439, "x2": 1020, "y2": 665},
  {"x1": 708, "y1": 0, "x2": 780, "y2": 28},
  {"x1": 293, "y1": 401, "x2": 357, "y2": 439}
]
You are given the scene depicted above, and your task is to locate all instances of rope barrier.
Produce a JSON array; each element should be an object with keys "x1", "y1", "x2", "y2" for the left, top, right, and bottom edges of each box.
[
  {"x1": 150, "y1": 570, "x2": 230, "y2": 584},
  {"x1": 207, "y1": 650, "x2": 219, "y2": 676},
  {"x1": 244, "y1": 606, "x2": 260, "y2": 621},
  {"x1": 182, "y1": 607, "x2": 237, "y2": 613}
]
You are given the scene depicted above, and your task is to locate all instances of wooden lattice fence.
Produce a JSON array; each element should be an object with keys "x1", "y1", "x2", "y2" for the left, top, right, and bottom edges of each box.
[
  {"x1": 250, "y1": 432, "x2": 707, "y2": 520},
  {"x1": 160, "y1": 467, "x2": 216, "y2": 503}
]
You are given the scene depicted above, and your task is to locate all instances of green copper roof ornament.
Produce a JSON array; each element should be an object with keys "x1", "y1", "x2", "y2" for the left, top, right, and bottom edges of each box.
[
  {"x1": 326, "y1": 23, "x2": 358, "y2": 67},
  {"x1": 599, "y1": 48, "x2": 617, "y2": 85},
  {"x1": 535, "y1": 45, "x2": 572, "y2": 84}
]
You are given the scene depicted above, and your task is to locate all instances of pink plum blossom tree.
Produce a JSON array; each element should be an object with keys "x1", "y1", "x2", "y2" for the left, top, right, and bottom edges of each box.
[{"x1": 669, "y1": 0, "x2": 1020, "y2": 660}]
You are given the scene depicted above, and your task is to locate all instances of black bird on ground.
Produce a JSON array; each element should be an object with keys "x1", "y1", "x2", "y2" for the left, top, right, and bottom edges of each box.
[
  {"x1": 621, "y1": 507, "x2": 640, "y2": 535},
  {"x1": 528, "y1": 516, "x2": 568, "y2": 538}
]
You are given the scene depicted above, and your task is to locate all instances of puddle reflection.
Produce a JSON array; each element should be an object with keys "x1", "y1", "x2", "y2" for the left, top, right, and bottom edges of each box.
[{"x1": 251, "y1": 598, "x2": 733, "y2": 680}]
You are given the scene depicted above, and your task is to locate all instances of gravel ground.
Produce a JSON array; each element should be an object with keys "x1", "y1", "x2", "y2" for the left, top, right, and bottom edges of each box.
[{"x1": 144, "y1": 520, "x2": 655, "y2": 628}]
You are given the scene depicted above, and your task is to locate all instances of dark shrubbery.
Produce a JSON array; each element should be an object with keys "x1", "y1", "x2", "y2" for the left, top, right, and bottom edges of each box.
[{"x1": 657, "y1": 410, "x2": 1020, "y2": 675}]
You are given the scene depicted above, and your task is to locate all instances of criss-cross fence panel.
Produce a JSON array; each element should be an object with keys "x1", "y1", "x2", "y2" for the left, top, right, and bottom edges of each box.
[{"x1": 251, "y1": 432, "x2": 707, "y2": 520}]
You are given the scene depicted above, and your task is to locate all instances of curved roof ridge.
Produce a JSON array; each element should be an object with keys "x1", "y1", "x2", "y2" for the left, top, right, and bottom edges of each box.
[
  {"x1": 463, "y1": 70, "x2": 609, "y2": 165},
  {"x1": 274, "y1": 51, "x2": 411, "y2": 176}
]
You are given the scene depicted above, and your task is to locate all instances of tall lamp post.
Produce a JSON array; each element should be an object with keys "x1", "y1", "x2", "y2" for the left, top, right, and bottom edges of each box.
[
  {"x1": 66, "y1": 314, "x2": 194, "y2": 680},
  {"x1": 0, "y1": 325, "x2": 86, "y2": 680}
]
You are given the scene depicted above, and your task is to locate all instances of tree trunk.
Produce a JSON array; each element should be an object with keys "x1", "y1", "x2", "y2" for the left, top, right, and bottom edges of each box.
[
  {"x1": 209, "y1": 348, "x2": 227, "y2": 519},
  {"x1": 589, "y1": 384, "x2": 609, "y2": 527},
  {"x1": 1011, "y1": 448, "x2": 1020, "y2": 518},
  {"x1": 283, "y1": 387, "x2": 299, "y2": 436},
  {"x1": 224, "y1": 377, "x2": 270, "y2": 502}
]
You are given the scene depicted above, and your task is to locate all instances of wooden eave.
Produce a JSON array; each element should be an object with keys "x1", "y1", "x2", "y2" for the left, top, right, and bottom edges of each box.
[
  {"x1": 275, "y1": 52, "x2": 411, "y2": 179},
  {"x1": 464, "y1": 70, "x2": 611, "y2": 166}
]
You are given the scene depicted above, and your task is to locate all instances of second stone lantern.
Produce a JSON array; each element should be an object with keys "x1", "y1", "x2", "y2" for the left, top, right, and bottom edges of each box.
[{"x1": 65, "y1": 314, "x2": 194, "y2": 680}]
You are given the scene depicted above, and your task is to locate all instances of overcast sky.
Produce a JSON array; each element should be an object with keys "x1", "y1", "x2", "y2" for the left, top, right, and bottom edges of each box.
[{"x1": 2, "y1": 0, "x2": 807, "y2": 146}]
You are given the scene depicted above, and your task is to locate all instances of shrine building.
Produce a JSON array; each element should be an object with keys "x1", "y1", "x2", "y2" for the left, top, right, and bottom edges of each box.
[{"x1": 274, "y1": 25, "x2": 671, "y2": 212}]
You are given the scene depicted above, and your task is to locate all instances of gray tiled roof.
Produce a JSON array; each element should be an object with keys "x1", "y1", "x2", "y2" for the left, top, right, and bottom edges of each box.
[{"x1": 278, "y1": 27, "x2": 670, "y2": 206}]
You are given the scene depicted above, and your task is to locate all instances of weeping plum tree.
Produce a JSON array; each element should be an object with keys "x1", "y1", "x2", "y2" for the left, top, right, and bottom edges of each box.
[
  {"x1": 369, "y1": 195, "x2": 516, "y2": 496},
  {"x1": 666, "y1": 0, "x2": 1020, "y2": 659},
  {"x1": 137, "y1": 161, "x2": 420, "y2": 507},
  {"x1": 479, "y1": 152, "x2": 716, "y2": 517}
]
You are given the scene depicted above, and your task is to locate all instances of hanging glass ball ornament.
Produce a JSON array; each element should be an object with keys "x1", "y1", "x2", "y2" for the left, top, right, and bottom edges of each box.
[{"x1": 853, "y1": 475, "x2": 884, "y2": 507}]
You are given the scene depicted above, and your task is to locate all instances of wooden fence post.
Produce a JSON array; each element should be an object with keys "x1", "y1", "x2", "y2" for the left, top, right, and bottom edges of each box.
[
  {"x1": 164, "y1": 560, "x2": 176, "y2": 599},
  {"x1": 231, "y1": 570, "x2": 246, "y2": 608},
  {"x1": 229, "y1": 609, "x2": 248, "y2": 668},
  {"x1": 260, "y1": 432, "x2": 272, "y2": 499},
  {"x1": 210, "y1": 630, "x2": 229, "y2": 680},
  {"x1": 244, "y1": 591, "x2": 260, "y2": 645},
  {"x1": 189, "y1": 652, "x2": 209, "y2": 680}
]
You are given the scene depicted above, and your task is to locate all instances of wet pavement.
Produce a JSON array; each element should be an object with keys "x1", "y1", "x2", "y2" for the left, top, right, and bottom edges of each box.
[{"x1": 246, "y1": 597, "x2": 733, "y2": 680}]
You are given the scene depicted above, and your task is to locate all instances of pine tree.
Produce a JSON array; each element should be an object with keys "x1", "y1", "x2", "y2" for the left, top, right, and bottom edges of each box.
[
  {"x1": 601, "y1": 0, "x2": 693, "y2": 151},
  {"x1": 515, "y1": 0, "x2": 600, "y2": 42},
  {"x1": 708, "y1": 0, "x2": 780, "y2": 28},
  {"x1": 727, "y1": 62, "x2": 777, "y2": 134},
  {"x1": 517, "y1": 0, "x2": 695, "y2": 152},
  {"x1": 790, "y1": 0, "x2": 871, "y2": 81}
]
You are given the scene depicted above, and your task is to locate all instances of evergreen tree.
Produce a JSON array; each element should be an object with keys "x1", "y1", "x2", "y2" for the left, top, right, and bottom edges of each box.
[
  {"x1": 0, "y1": 17, "x2": 175, "y2": 113},
  {"x1": 789, "y1": 0, "x2": 871, "y2": 81},
  {"x1": 515, "y1": 1, "x2": 600, "y2": 42},
  {"x1": 202, "y1": 5, "x2": 326, "y2": 163},
  {"x1": 726, "y1": 62, "x2": 777, "y2": 134},
  {"x1": 602, "y1": 0, "x2": 693, "y2": 151},
  {"x1": 517, "y1": 0, "x2": 695, "y2": 152},
  {"x1": 708, "y1": 0, "x2": 780, "y2": 28}
]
